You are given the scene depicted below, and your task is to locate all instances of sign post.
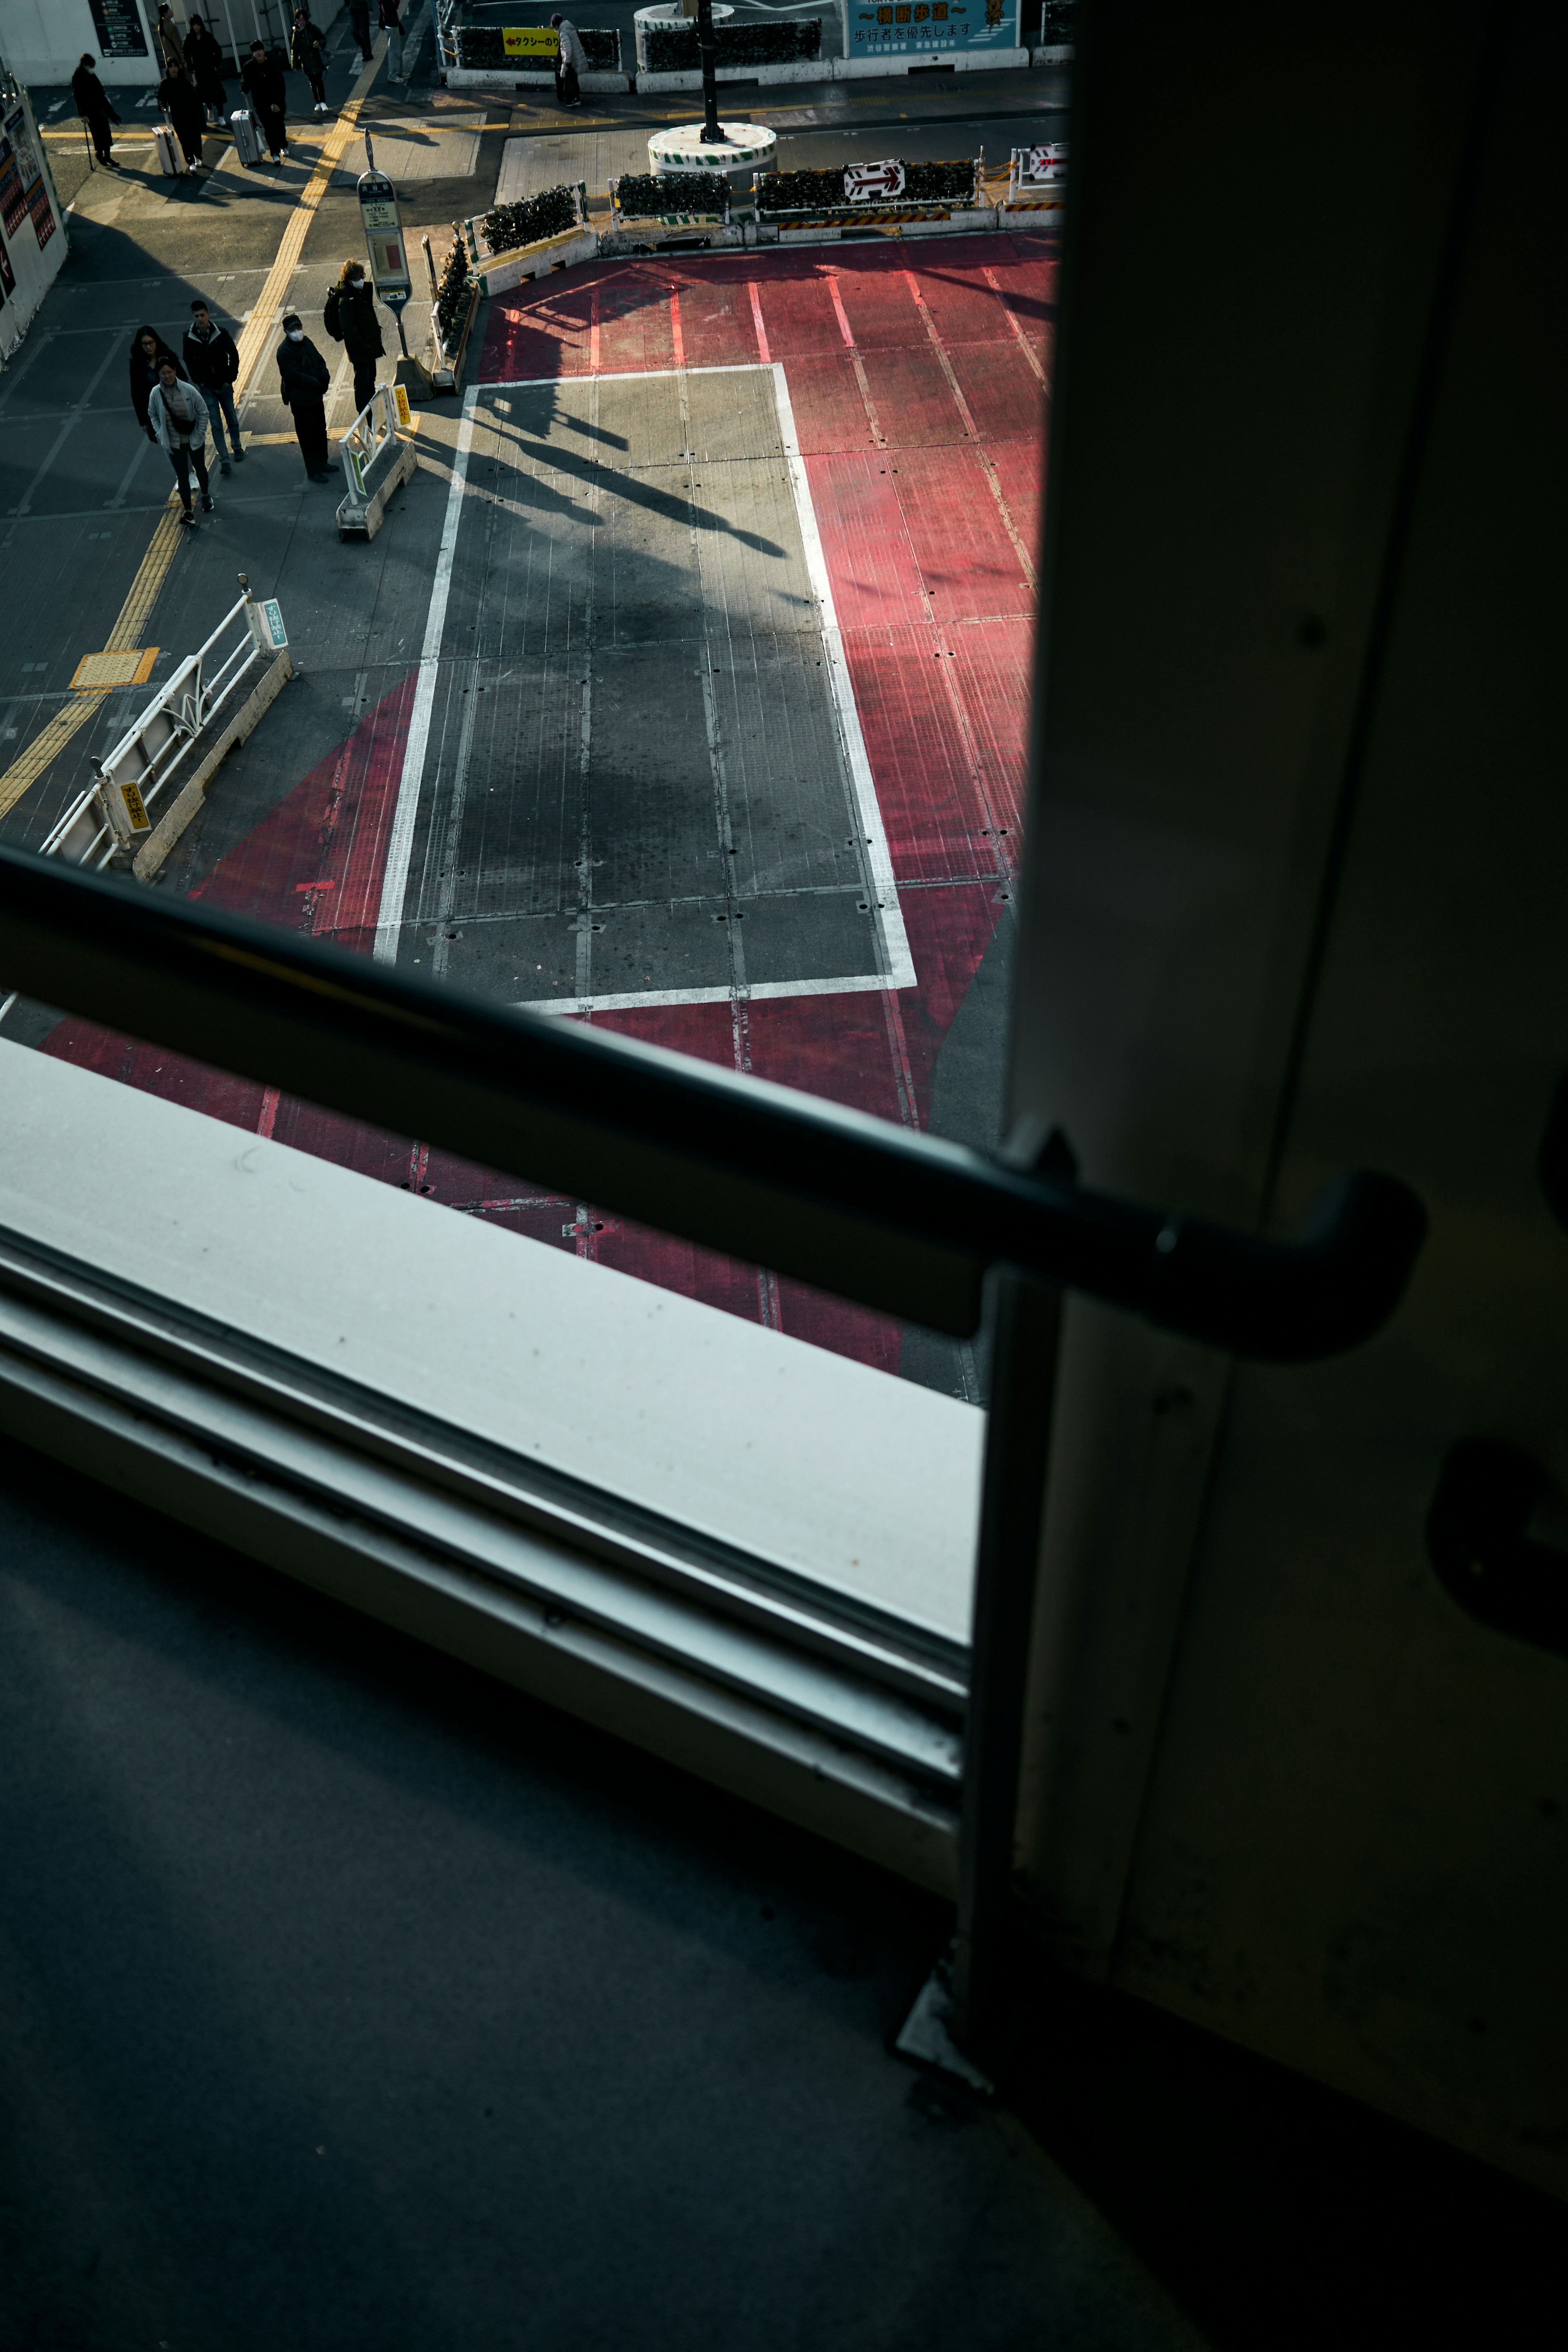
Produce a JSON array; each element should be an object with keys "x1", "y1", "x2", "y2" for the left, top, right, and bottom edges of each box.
[{"x1": 358, "y1": 134, "x2": 412, "y2": 359}]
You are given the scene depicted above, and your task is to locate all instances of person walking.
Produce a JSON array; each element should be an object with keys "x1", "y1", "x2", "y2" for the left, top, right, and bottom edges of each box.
[
  {"x1": 127, "y1": 323, "x2": 182, "y2": 438},
  {"x1": 240, "y1": 38, "x2": 288, "y2": 163},
  {"x1": 290, "y1": 9, "x2": 329, "y2": 114},
  {"x1": 323, "y1": 258, "x2": 385, "y2": 416},
  {"x1": 147, "y1": 357, "x2": 215, "y2": 528},
  {"x1": 277, "y1": 313, "x2": 334, "y2": 482},
  {"x1": 157, "y1": 60, "x2": 207, "y2": 172},
  {"x1": 183, "y1": 297, "x2": 245, "y2": 476},
  {"x1": 348, "y1": 0, "x2": 373, "y2": 62},
  {"x1": 378, "y1": 0, "x2": 404, "y2": 82},
  {"x1": 71, "y1": 53, "x2": 120, "y2": 167},
  {"x1": 183, "y1": 13, "x2": 229, "y2": 129},
  {"x1": 156, "y1": 4, "x2": 186, "y2": 76},
  {"x1": 551, "y1": 15, "x2": 587, "y2": 109}
]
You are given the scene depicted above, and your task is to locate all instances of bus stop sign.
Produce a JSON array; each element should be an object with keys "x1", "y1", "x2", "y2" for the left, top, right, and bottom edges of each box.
[{"x1": 357, "y1": 165, "x2": 411, "y2": 314}]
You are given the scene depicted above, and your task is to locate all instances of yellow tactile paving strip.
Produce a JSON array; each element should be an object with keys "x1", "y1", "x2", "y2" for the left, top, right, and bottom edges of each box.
[{"x1": 0, "y1": 35, "x2": 396, "y2": 823}]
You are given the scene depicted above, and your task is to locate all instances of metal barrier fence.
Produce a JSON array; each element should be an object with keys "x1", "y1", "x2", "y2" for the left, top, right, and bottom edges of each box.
[
  {"x1": 338, "y1": 384, "x2": 418, "y2": 541},
  {"x1": 39, "y1": 581, "x2": 291, "y2": 880}
]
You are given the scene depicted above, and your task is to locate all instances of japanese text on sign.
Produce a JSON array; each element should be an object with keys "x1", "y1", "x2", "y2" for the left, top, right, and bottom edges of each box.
[{"x1": 850, "y1": 0, "x2": 1018, "y2": 56}]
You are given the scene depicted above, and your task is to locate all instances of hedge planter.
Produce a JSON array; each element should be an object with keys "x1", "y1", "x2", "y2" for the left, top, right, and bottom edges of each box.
[
  {"x1": 462, "y1": 182, "x2": 601, "y2": 296},
  {"x1": 755, "y1": 156, "x2": 983, "y2": 223},
  {"x1": 639, "y1": 16, "x2": 819, "y2": 72},
  {"x1": 611, "y1": 171, "x2": 731, "y2": 232}
]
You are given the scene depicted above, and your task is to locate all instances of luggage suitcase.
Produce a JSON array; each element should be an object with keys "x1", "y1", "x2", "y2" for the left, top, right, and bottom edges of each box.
[
  {"x1": 230, "y1": 108, "x2": 262, "y2": 167},
  {"x1": 154, "y1": 123, "x2": 183, "y2": 176}
]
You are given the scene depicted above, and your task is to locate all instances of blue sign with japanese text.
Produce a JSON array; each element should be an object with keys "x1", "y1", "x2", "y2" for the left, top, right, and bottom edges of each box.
[{"x1": 846, "y1": 0, "x2": 1020, "y2": 61}]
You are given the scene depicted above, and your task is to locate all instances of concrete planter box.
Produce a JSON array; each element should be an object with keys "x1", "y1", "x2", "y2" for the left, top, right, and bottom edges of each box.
[
  {"x1": 468, "y1": 223, "x2": 602, "y2": 295},
  {"x1": 635, "y1": 59, "x2": 825, "y2": 90},
  {"x1": 832, "y1": 48, "x2": 1028, "y2": 77},
  {"x1": 1030, "y1": 44, "x2": 1075, "y2": 62},
  {"x1": 443, "y1": 66, "x2": 634, "y2": 92}
]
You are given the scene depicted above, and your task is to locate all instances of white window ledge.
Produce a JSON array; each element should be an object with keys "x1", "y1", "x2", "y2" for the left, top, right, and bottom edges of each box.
[{"x1": 0, "y1": 1043, "x2": 983, "y2": 1891}]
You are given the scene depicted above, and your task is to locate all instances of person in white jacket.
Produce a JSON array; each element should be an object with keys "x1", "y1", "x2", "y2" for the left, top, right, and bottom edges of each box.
[
  {"x1": 147, "y1": 359, "x2": 215, "y2": 527},
  {"x1": 550, "y1": 13, "x2": 587, "y2": 108}
]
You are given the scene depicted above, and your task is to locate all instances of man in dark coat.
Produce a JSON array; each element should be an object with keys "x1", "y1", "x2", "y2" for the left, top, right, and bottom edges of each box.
[
  {"x1": 324, "y1": 259, "x2": 385, "y2": 416},
  {"x1": 184, "y1": 297, "x2": 245, "y2": 475},
  {"x1": 183, "y1": 14, "x2": 229, "y2": 129},
  {"x1": 157, "y1": 61, "x2": 206, "y2": 171},
  {"x1": 290, "y1": 9, "x2": 329, "y2": 112},
  {"x1": 127, "y1": 323, "x2": 182, "y2": 439},
  {"x1": 348, "y1": 0, "x2": 373, "y2": 62},
  {"x1": 71, "y1": 54, "x2": 120, "y2": 166},
  {"x1": 277, "y1": 312, "x2": 334, "y2": 481},
  {"x1": 240, "y1": 39, "x2": 288, "y2": 163}
]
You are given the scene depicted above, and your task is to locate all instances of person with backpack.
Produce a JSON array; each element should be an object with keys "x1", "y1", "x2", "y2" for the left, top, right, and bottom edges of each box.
[
  {"x1": 157, "y1": 60, "x2": 207, "y2": 172},
  {"x1": 147, "y1": 357, "x2": 215, "y2": 528},
  {"x1": 324, "y1": 258, "x2": 385, "y2": 417},
  {"x1": 71, "y1": 53, "x2": 120, "y2": 167},
  {"x1": 183, "y1": 297, "x2": 245, "y2": 475},
  {"x1": 240, "y1": 38, "x2": 288, "y2": 163},
  {"x1": 290, "y1": 9, "x2": 329, "y2": 113},
  {"x1": 127, "y1": 323, "x2": 182, "y2": 439},
  {"x1": 276, "y1": 312, "x2": 334, "y2": 482},
  {"x1": 183, "y1": 13, "x2": 229, "y2": 130},
  {"x1": 347, "y1": 0, "x2": 373, "y2": 61}
]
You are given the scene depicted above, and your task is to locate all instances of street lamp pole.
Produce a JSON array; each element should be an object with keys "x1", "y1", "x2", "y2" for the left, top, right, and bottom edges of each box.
[{"x1": 697, "y1": 0, "x2": 726, "y2": 144}]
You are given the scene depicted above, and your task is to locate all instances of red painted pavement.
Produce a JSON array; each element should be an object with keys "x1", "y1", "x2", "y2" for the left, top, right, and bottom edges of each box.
[{"x1": 49, "y1": 236, "x2": 1056, "y2": 1378}]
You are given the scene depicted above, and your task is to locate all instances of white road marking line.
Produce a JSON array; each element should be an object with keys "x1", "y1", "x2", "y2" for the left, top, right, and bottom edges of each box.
[
  {"x1": 373, "y1": 386, "x2": 479, "y2": 962},
  {"x1": 514, "y1": 974, "x2": 898, "y2": 1016},
  {"x1": 771, "y1": 359, "x2": 915, "y2": 991}
]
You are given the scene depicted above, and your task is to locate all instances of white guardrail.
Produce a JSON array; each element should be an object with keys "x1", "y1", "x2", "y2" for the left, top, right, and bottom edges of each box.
[
  {"x1": 41, "y1": 578, "x2": 293, "y2": 883},
  {"x1": 338, "y1": 384, "x2": 418, "y2": 541}
]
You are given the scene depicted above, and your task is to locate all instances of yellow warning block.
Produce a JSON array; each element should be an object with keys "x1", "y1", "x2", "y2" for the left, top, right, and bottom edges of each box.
[
  {"x1": 69, "y1": 647, "x2": 159, "y2": 693},
  {"x1": 394, "y1": 384, "x2": 412, "y2": 428},
  {"x1": 120, "y1": 779, "x2": 151, "y2": 831}
]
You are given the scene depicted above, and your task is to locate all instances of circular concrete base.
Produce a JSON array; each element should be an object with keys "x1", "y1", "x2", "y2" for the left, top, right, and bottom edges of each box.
[{"x1": 648, "y1": 121, "x2": 778, "y2": 176}]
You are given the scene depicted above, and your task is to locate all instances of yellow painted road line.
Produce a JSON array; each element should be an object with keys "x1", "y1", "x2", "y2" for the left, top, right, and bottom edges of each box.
[{"x1": 0, "y1": 37, "x2": 392, "y2": 824}]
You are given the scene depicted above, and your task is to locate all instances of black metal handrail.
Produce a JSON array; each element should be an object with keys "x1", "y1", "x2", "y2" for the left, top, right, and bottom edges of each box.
[{"x1": 0, "y1": 848, "x2": 1426, "y2": 1356}]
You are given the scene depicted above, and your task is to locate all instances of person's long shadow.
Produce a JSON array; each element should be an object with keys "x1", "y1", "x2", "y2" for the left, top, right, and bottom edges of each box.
[{"x1": 481, "y1": 401, "x2": 790, "y2": 560}]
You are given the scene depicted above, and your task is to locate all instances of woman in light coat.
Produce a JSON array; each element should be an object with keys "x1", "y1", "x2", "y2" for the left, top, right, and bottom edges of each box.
[{"x1": 147, "y1": 357, "x2": 215, "y2": 527}]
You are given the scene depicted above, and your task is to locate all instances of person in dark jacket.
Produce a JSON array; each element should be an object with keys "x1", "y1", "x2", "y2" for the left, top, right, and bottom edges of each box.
[
  {"x1": 128, "y1": 323, "x2": 182, "y2": 438},
  {"x1": 184, "y1": 297, "x2": 245, "y2": 474},
  {"x1": 277, "y1": 313, "x2": 334, "y2": 481},
  {"x1": 71, "y1": 54, "x2": 120, "y2": 166},
  {"x1": 157, "y1": 62, "x2": 206, "y2": 171},
  {"x1": 291, "y1": 10, "x2": 329, "y2": 111},
  {"x1": 183, "y1": 14, "x2": 229, "y2": 129},
  {"x1": 347, "y1": 0, "x2": 372, "y2": 62},
  {"x1": 324, "y1": 258, "x2": 384, "y2": 416},
  {"x1": 240, "y1": 39, "x2": 288, "y2": 163}
]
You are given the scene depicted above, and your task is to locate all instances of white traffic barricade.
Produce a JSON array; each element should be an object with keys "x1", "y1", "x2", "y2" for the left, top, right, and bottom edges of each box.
[
  {"x1": 1003, "y1": 141, "x2": 1068, "y2": 221},
  {"x1": 336, "y1": 383, "x2": 417, "y2": 542},
  {"x1": 41, "y1": 578, "x2": 294, "y2": 883}
]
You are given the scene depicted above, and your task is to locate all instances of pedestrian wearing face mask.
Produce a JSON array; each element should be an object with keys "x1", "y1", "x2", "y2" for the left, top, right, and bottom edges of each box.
[
  {"x1": 324, "y1": 258, "x2": 385, "y2": 416},
  {"x1": 147, "y1": 357, "x2": 215, "y2": 528},
  {"x1": 183, "y1": 297, "x2": 245, "y2": 474},
  {"x1": 276, "y1": 312, "x2": 334, "y2": 482},
  {"x1": 128, "y1": 322, "x2": 182, "y2": 439}
]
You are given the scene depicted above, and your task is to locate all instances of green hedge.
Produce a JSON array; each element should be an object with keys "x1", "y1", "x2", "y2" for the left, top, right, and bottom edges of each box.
[
  {"x1": 758, "y1": 158, "x2": 975, "y2": 213},
  {"x1": 642, "y1": 19, "x2": 821, "y2": 70},
  {"x1": 453, "y1": 24, "x2": 620, "y2": 69},
  {"x1": 614, "y1": 171, "x2": 730, "y2": 218},
  {"x1": 434, "y1": 240, "x2": 470, "y2": 350},
  {"x1": 481, "y1": 184, "x2": 579, "y2": 252}
]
